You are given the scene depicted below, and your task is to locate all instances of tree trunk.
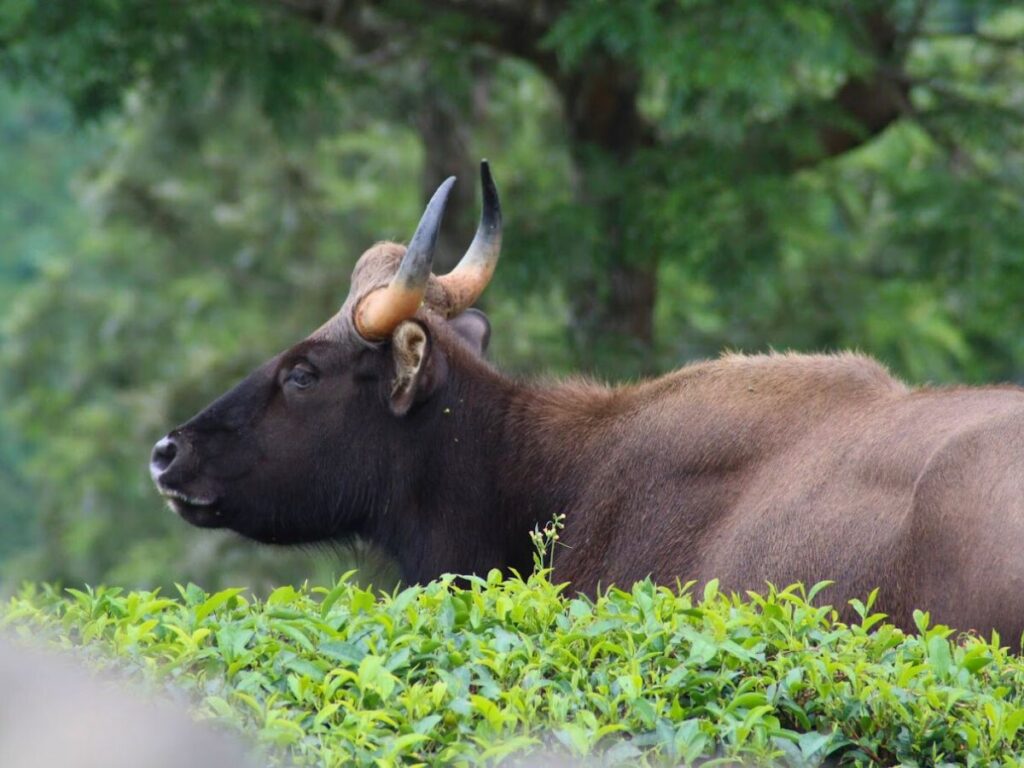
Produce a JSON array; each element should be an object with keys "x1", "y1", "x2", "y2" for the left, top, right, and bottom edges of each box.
[
  {"x1": 560, "y1": 58, "x2": 658, "y2": 373},
  {"x1": 286, "y1": 1, "x2": 913, "y2": 374},
  {"x1": 415, "y1": 62, "x2": 478, "y2": 273}
]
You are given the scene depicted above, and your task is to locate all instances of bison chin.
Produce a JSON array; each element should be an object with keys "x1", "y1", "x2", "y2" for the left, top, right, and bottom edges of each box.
[
  {"x1": 159, "y1": 491, "x2": 228, "y2": 529},
  {"x1": 169, "y1": 500, "x2": 226, "y2": 529}
]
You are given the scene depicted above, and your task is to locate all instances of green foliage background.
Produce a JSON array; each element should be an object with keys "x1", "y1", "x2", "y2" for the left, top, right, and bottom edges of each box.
[{"x1": 1, "y1": 1, "x2": 1023, "y2": 591}]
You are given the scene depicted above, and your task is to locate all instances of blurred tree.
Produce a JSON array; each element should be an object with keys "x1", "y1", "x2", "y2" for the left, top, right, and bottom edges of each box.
[
  {"x1": 0, "y1": 85, "x2": 423, "y2": 588},
  {"x1": 1, "y1": 1, "x2": 1023, "y2": 589},
  {"x1": 0, "y1": 84, "x2": 101, "y2": 566},
  {"x1": 277, "y1": 0, "x2": 1024, "y2": 369},
  {"x1": 4, "y1": 1, "x2": 1022, "y2": 369}
]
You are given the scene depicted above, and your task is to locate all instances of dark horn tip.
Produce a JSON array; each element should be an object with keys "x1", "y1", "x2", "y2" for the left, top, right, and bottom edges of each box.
[
  {"x1": 404, "y1": 175, "x2": 458, "y2": 269},
  {"x1": 479, "y1": 160, "x2": 501, "y2": 225},
  {"x1": 423, "y1": 176, "x2": 457, "y2": 220}
]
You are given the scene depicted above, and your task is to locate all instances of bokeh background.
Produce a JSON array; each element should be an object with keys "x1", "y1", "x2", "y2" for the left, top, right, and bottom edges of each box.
[{"x1": 1, "y1": 1, "x2": 1023, "y2": 592}]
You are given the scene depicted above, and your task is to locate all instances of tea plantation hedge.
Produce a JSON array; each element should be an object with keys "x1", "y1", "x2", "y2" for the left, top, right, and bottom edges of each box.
[{"x1": 4, "y1": 572, "x2": 1024, "y2": 766}]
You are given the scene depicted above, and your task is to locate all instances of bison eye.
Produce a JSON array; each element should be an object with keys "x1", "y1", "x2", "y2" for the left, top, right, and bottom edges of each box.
[{"x1": 283, "y1": 365, "x2": 317, "y2": 391}]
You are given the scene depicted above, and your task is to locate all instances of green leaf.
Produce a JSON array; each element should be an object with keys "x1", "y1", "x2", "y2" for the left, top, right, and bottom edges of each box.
[
  {"x1": 798, "y1": 730, "x2": 833, "y2": 759},
  {"x1": 195, "y1": 587, "x2": 245, "y2": 622},
  {"x1": 928, "y1": 634, "x2": 952, "y2": 678},
  {"x1": 702, "y1": 579, "x2": 720, "y2": 603},
  {"x1": 267, "y1": 586, "x2": 300, "y2": 607},
  {"x1": 728, "y1": 692, "x2": 768, "y2": 712},
  {"x1": 319, "y1": 640, "x2": 366, "y2": 665}
]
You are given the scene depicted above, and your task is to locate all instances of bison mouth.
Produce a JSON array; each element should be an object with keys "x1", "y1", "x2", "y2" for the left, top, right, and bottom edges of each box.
[{"x1": 159, "y1": 488, "x2": 225, "y2": 528}]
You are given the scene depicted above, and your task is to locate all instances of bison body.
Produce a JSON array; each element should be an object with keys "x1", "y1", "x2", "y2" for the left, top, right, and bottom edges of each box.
[
  {"x1": 151, "y1": 164, "x2": 1024, "y2": 640},
  {"x1": 506, "y1": 351, "x2": 1024, "y2": 636}
]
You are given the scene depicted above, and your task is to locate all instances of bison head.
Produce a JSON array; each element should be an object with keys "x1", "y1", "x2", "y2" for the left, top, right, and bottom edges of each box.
[{"x1": 149, "y1": 162, "x2": 501, "y2": 547}]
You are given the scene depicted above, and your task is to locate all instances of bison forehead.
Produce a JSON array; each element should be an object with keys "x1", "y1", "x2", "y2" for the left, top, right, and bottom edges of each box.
[
  {"x1": 320, "y1": 242, "x2": 456, "y2": 337},
  {"x1": 351, "y1": 241, "x2": 451, "y2": 306}
]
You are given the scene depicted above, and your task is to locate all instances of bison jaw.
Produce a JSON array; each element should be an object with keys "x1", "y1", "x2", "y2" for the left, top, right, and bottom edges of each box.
[{"x1": 158, "y1": 487, "x2": 223, "y2": 528}]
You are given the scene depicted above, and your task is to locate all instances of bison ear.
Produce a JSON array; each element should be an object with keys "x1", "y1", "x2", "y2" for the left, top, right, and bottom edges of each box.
[
  {"x1": 389, "y1": 320, "x2": 443, "y2": 417},
  {"x1": 448, "y1": 308, "x2": 491, "y2": 357}
]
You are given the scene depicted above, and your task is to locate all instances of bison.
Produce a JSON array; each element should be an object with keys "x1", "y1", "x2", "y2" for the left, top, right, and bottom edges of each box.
[{"x1": 152, "y1": 162, "x2": 1024, "y2": 640}]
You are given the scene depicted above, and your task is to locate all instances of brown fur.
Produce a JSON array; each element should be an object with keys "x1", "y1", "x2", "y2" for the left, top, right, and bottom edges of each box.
[{"x1": 494, "y1": 348, "x2": 1024, "y2": 638}]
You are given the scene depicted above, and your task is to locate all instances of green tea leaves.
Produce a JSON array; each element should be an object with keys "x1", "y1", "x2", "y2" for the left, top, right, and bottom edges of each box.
[{"x1": 7, "y1": 575, "x2": 1024, "y2": 766}]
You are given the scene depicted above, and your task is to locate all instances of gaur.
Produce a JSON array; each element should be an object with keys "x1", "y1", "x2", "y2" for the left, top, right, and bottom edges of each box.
[{"x1": 152, "y1": 162, "x2": 1024, "y2": 639}]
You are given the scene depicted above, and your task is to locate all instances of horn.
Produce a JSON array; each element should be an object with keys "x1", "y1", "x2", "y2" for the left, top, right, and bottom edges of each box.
[
  {"x1": 437, "y1": 160, "x2": 502, "y2": 316},
  {"x1": 354, "y1": 176, "x2": 456, "y2": 341}
]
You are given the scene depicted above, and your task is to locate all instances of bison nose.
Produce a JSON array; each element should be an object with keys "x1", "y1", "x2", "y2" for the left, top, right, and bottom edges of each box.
[{"x1": 150, "y1": 436, "x2": 180, "y2": 481}]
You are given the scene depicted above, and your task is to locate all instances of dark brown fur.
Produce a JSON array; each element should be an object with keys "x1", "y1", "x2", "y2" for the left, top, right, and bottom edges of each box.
[{"x1": 153, "y1": 243, "x2": 1024, "y2": 641}]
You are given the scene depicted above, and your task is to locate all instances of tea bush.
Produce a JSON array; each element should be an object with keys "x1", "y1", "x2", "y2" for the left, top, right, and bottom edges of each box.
[{"x1": 5, "y1": 573, "x2": 1024, "y2": 766}]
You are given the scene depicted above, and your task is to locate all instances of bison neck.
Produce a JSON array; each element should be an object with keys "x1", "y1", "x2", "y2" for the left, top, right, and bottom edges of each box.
[
  {"x1": 361, "y1": 365, "x2": 640, "y2": 586},
  {"x1": 359, "y1": 364, "x2": 536, "y2": 585}
]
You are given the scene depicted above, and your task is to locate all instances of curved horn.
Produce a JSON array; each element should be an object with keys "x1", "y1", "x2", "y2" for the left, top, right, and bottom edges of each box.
[
  {"x1": 355, "y1": 176, "x2": 456, "y2": 340},
  {"x1": 437, "y1": 160, "x2": 502, "y2": 316}
]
